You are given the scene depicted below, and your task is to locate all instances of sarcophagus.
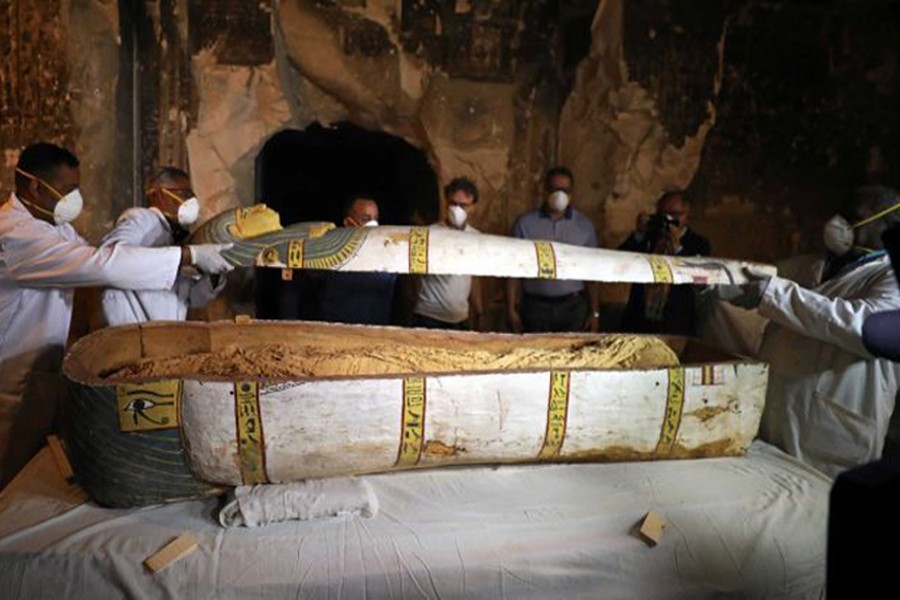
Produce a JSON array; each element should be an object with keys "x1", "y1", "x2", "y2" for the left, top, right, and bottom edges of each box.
[{"x1": 61, "y1": 321, "x2": 767, "y2": 508}]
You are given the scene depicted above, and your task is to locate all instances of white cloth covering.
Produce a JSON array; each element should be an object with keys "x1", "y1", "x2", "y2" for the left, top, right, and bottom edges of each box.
[
  {"x1": 758, "y1": 254, "x2": 900, "y2": 478},
  {"x1": 219, "y1": 479, "x2": 379, "y2": 527},
  {"x1": 0, "y1": 194, "x2": 181, "y2": 486},
  {"x1": 0, "y1": 442, "x2": 828, "y2": 599},
  {"x1": 100, "y1": 207, "x2": 224, "y2": 326}
]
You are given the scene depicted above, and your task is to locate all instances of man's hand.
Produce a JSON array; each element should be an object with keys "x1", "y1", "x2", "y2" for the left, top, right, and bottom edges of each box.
[
  {"x1": 713, "y1": 267, "x2": 771, "y2": 310},
  {"x1": 636, "y1": 212, "x2": 650, "y2": 235},
  {"x1": 631, "y1": 212, "x2": 651, "y2": 244},
  {"x1": 188, "y1": 243, "x2": 235, "y2": 275}
]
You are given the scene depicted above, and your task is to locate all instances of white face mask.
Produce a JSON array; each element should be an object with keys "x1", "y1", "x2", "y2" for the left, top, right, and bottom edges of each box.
[
  {"x1": 53, "y1": 188, "x2": 84, "y2": 225},
  {"x1": 159, "y1": 187, "x2": 200, "y2": 227},
  {"x1": 823, "y1": 214, "x2": 855, "y2": 256},
  {"x1": 15, "y1": 166, "x2": 83, "y2": 225},
  {"x1": 448, "y1": 204, "x2": 468, "y2": 228},
  {"x1": 548, "y1": 190, "x2": 570, "y2": 212},
  {"x1": 824, "y1": 198, "x2": 900, "y2": 256},
  {"x1": 177, "y1": 196, "x2": 200, "y2": 227}
]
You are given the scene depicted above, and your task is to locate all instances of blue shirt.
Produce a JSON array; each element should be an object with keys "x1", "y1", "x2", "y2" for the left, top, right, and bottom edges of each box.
[
  {"x1": 317, "y1": 271, "x2": 397, "y2": 325},
  {"x1": 511, "y1": 206, "x2": 598, "y2": 297}
]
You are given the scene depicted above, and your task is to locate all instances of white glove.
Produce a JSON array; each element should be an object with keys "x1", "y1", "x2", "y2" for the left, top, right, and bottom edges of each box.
[
  {"x1": 189, "y1": 273, "x2": 228, "y2": 309},
  {"x1": 189, "y1": 243, "x2": 235, "y2": 275},
  {"x1": 713, "y1": 268, "x2": 772, "y2": 310}
]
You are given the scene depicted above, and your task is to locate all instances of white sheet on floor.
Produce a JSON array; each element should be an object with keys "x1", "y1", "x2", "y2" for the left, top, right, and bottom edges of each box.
[{"x1": 0, "y1": 441, "x2": 829, "y2": 599}]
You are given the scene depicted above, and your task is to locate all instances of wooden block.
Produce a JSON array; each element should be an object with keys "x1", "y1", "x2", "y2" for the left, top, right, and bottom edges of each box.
[
  {"x1": 234, "y1": 314, "x2": 252, "y2": 324},
  {"x1": 46, "y1": 435, "x2": 74, "y2": 480},
  {"x1": 144, "y1": 533, "x2": 198, "y2": 573},
  {"x1": 638, "y1": 511, "x2": 666, "y2": 547}
]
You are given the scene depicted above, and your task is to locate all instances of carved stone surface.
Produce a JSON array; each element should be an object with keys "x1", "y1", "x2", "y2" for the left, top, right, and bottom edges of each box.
[
  {"x1": 188, "y1": 0, "x2": 273, "y2": 66},
  {"x1": 400, "y1": 0, "x2": 556, "y2": 82},
  {"x1": 0, "y1": 0, "x2": 73, "y2": 194}
]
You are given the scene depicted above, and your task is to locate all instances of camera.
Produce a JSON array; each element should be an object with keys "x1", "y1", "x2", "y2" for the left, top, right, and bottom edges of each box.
[{"x1": 645, "y1": 212, "x2": 680, "y2": 241}]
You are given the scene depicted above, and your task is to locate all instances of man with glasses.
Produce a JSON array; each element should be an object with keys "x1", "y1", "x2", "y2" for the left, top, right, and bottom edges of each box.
[
  {"x1": 618, "y1": 191, "x2": 711, "y2": 335},
  {"x1": 100, "y1": 167, "x2": 228, "y2": 326},
  {"x1": 412, "y1": 177, "x2": 485, "y2": 330},
  {"x1": 0, "y1": 142, "x2": 232, "y2": 486},
  {"x1": 507, "y1": 166, "x2": 600, "y2": 333},
  {"x1": 313, "y1": 193, "x2": 398, "y2": 325}
]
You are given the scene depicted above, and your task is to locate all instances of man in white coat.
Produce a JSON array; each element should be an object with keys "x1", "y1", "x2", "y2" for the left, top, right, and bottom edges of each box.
[
  {"x1": 714, "y1": 185, "x2": 900, "y2": 478},
  {"x1": 100, "y1": 167, "x2": 225, "y2": 326},
  {"x1": 0, "y1": 142, "x2": 233, "y2": 487}
]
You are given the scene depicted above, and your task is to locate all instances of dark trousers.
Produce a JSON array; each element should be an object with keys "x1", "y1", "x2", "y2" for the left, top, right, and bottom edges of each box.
[
  {"x1": 521, "y1": 292, "x2": 587, "y2": 333},
  {"x1": 827, "y1": 457, "x2": 900, "y2": 598},
  {"x1": 412, "y1": 313, "x2": 468, "y2": 331}
]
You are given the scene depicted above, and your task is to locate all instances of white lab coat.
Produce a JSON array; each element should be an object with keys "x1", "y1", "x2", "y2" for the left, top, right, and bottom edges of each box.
[
  {"x1": 749, "y1": 254, "x2": 900, "y2": 478},
  {"x1": 0, "y1": 194, "x2": 181, "y2": 486},
  {"x1": 100, "y1": 208, "x2": 223, "y2": 326}
]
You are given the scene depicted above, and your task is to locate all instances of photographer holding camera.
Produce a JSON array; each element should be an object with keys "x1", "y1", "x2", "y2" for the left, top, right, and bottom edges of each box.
[{"x1": 618, "y1": 191, "x2": 711, "y2": 335}]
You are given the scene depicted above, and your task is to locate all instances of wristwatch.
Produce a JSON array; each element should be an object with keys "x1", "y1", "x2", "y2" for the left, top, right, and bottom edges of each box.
[{"x1": 591, "y1": 311, "x2": 600, "y2": 318}]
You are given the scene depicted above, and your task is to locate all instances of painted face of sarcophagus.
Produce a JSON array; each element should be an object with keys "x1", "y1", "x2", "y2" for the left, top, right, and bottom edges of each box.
[{"x1": 60, "y1": 206, "x2": 771, "y2": 508}]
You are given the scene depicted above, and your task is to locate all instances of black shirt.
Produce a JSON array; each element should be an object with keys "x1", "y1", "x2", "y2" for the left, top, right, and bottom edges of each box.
[{"x1": 618, "y1": 228, "x2": 712, "y2": 336}]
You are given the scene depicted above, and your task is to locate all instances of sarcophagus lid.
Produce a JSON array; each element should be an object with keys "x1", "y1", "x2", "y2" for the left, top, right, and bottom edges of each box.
[
  {"x1": 62, "y1": 321, "x2": 767, "y2": 507},
  {"x1": 190, "y1": 205, "x2": 775, "y2": 284}
]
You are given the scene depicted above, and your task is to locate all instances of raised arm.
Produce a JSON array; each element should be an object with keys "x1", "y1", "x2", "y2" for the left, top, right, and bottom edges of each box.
[
  {"x1": 759, "y1": 265, "x2": 900, "y2": 358},
  {"x1": 4, "y1": 219, "x2": 181, "y2": 290}
]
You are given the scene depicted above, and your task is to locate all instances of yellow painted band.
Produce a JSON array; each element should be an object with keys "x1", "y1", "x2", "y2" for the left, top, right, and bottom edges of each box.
[
  {"x1": 409, "y1": 227, "x2": 429, "y2": 275},
  {"x1": 287, "y1": 239, "x2": 304, "y2": 269},
  {"x1": 396, "y1": 376, "x2": 426, "y2": 466},
  {"x1": 235, "y1": 381, "x2": 268, "y2": 485},
  {"x1": 538, "y1": 371, "x2": 570, "y2": 459},
  {"x1": 655, "y1": 367, "x2": 686, "y2": 454},
  {"x1": 648, "y1": 255, "x2": 674, "y2": 284},
  {"x1": 535, "y1": 241, "x2": 558, "y2": 279}
]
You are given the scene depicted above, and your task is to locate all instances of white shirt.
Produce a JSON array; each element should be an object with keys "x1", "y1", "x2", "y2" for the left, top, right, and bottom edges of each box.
[
  {"x1": 0, "y1": 193, "x2": 181, "y2": 484},
  {"x1": 413, "y1": 222, "x2": 479, "y2": 324},
  {"x1": 100, "y1": 207, "x2": 222, "y2": 326}
]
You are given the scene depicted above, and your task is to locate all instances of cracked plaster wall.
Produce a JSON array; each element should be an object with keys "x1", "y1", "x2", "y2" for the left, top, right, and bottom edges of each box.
[
  {"x1": 4, "y1": 0, "x2": 900, "y2": 268},
  {"x1": 1, "y1": 0, "x2": 119, "y2": 243}
]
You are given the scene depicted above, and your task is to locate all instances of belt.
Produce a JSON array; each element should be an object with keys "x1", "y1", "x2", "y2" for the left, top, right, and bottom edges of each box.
[{"x1": 523, "y1": 292, "x2": 583, "y2": 304}]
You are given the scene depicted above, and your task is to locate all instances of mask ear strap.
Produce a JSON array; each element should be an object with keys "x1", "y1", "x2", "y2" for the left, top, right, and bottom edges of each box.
[
  {"x1": 160, "y1": 187, "x2": 186, "y2": 205},
  {"x1": 18, "y1": 196, "x2": 56, "y2": 219},
  {"x1": 15, "y1": 167, "x2": 64, "y2": 199},
  {"x1": 853, "y1": 201, "x2": 900, "y2": 229}
]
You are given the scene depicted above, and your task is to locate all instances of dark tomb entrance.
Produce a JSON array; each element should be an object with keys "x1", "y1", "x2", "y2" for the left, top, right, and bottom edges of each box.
[{"x1": 254, "y1": 122, "x2": 440, "y2": 319}]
